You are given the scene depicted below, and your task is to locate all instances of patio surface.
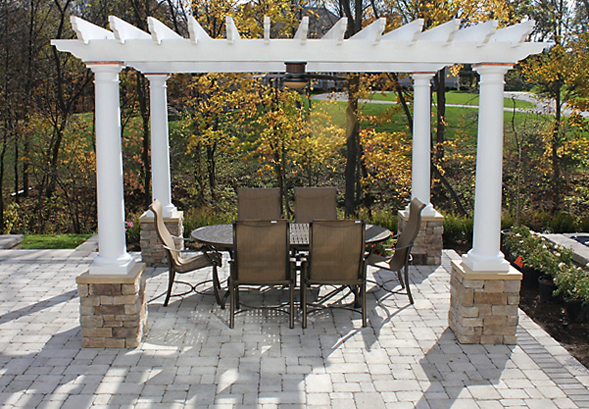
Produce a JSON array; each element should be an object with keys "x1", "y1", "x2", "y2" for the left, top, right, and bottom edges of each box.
[{"x1": 0, "y1": 246, "x2": 588, "y2": 408}]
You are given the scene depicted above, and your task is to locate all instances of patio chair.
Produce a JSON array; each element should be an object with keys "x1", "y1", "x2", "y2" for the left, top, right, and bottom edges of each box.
[
  {"x1": 237, "y1": 187, "x2": 282, "y2": 220},
  {"x1": 294, "y1": 187, "x2": 337, "y2": 223},
  {"x1": 230, "y1": 220, "x2": 295, "y2": 328},
  {"x1": 366, "y1": 197, "x2": 426, "y2": 304},
  {"x1": 149, "y1": 199, "x2": 223, "y2": 307},
  {"x1": 301, "y1": 220, "x2": 366, "y2": 328}
]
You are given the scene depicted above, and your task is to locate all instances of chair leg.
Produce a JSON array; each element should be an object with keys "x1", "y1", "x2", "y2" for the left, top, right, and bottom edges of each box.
[
  {"x1": 212, "y1": 265, "x2": 224, "y2": 309},
  {"x1": 353, "y1": 285, "x2": 361, "y2": 309},
  {"x1": 404, "y1": 265, "x2": 414, "y2": 304},
  {"x1": 302, "y1": 280, "x2": 307, "y2": 329},
  {"x1": 229, "y1": 279, "x2": 235, "y2": 329},
  {"x1": 397, "y1": 270, "x2": 405, "y2": 289},
  {"x1": 289, "y1": 282, "x2": 294, "y2": 329},
  {"x1": 361, "y1": 280, "x2": 367, "y2": 328},
  {"x1": 164, "y1": 270, "x2": 176, "y2": 307}
]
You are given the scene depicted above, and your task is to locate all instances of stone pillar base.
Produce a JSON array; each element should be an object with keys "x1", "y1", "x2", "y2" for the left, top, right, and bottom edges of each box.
[
  {"x1": 140, "y1": 210, "x2": 183, "y2": 267},
  {"x1": 398, "y1": 210, "x2": 443, "y2": 265},
  {"x1": 449, "y1": 260, "x2": 522, "y2": 344},
  {"x1": 76, "y1": 263, "x2": 147, "y2": 348}
]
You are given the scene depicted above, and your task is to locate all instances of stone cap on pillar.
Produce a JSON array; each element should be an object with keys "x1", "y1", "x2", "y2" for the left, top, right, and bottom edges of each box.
[{"x1": 452, "y1": 259, "x2": 522, "y2": 281}]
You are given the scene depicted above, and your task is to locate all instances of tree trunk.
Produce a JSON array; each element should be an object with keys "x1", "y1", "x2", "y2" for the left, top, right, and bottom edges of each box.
[
  {"x1": 552, "y1": 83, "x2": 562, "y2": 211},
  {"x1": 388, "y1": 72, "x2": 413, "y2": 133},
  {"x1": 0, "y1": 125, "x2": 7, "y2": 232},
  {"x1": 13, "y1": 128, "x2": 18, "y2": 203},
  {"x1": 193, "y1": 142, "x2": 205, "y2": 204},
  {"x1": 206, "y1": 143, "x2": 217, "y2": 202},
  {"x1": 434, "y1": 70, "x2": 446, "y2": 162},
  {"x1": 344, "y1": 74, "x2": 360, "y2": 216},
  {"x1": 135, "y1": 71, "x2": 152, "y2": 207}
]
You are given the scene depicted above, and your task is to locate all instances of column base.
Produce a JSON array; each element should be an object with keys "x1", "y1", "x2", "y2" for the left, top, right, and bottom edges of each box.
[
  {"x1": 462, "y1": 251, "x2": 510, "y2": 272},
  {"x1": 448, "y1": 260, "x2": 522, "y2": 344},
  {"x1": 398, "y1": 209, "x2": 443, "y2": 265},
  {"x1": 89, "y1": 253, "x2": 136, "y2": 275},
  {"x1": 140, "y1": 210, "x2": 184, "y2": 267},
  {"x1": 76, "y1": 263, "x2": 147, "y2": 348}
]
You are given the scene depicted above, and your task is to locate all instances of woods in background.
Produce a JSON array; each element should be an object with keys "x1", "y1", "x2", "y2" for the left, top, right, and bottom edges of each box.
[{"x1": 2, "y1": 0, "x2": 589, "y2": 236}]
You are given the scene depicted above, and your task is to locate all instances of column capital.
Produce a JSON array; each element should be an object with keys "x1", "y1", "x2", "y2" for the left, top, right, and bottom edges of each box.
[
  {"x1": 473, "y1": 63, "x2": 514, "y2": 74},
  {"x1": 412, "y1": 72, "x2": 435, "y2": 87},
  {"x1": 145, "y1": 73, "x2": 171, "y2": 81},
  {"x1": 412, "y1": 71, "x2": 436, "y2": 77},
  {"x1": 86, "y1": 61, "x2": 124, "y2": 72}
]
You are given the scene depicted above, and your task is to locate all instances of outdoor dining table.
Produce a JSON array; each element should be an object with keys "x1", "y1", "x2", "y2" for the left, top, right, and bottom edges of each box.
[
  {"x1": 191, "y1": 222, "x2": 392, "y2": 251},
  {"x1": 192, "y1": 222, "x2": 391, "y2": 309}
]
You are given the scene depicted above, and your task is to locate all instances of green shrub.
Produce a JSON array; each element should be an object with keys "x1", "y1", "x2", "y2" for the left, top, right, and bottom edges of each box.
[
  {"x1": 503, "y1": 225, "x2": 574, "y2": 275},
  {"x1": 580, "y1": 217, "x2": 589, "y2": 233},
  {"x1": 183, "y1": 206, "x2": 235, "y2": 238},
  {"x1": 125, "y1": 211, "x2": 142, "y2": 250},
  {"x1": 554, "y1": 265, "x2": 589, "y2": 305},
  {"x1": 549, "y1": 211, "x2": 578, "y2": 233},
  {"x1": 442, "y1": 213, "x2": 473, "y2": 248},
  {"x1": 361, "y1": 208, "x2": 398, "y2": 234},
  {"x1": 504, "y1": 225, "x2": 589, "y2": 304}
]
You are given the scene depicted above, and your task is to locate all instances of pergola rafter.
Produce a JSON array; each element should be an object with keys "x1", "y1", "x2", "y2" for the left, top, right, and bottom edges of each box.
[{"x1": 54, "y1": 16, "x2": 545, "y2": 74}]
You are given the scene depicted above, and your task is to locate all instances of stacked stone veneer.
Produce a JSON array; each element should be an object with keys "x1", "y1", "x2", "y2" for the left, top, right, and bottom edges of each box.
[
  {"x1": 449, "y1": 260, "x2": 522, "y2": 344},
  {"x1": 140, "y1": 210, "x2": 183, "y2": 267},
  {"x1": 76, "y1": 263, "x2": 147, "y2": 348},
  {"x1": 398, "y1": 210, "x2": 443, "y2": 265}
]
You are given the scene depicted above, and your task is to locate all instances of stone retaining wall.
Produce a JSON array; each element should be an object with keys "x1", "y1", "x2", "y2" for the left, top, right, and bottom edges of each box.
[
  {"x1": 76, "y1": 263, "x2": 147, "y2": 348},
  {"x1": 449, "y1": 260, "x2": 522, "y2": 344}
]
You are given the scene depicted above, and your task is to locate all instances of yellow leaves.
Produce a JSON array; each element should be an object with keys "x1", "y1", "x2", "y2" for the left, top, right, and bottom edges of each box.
[{"x1": 362, "y1": 129, "x2": 411, "y2": 188}]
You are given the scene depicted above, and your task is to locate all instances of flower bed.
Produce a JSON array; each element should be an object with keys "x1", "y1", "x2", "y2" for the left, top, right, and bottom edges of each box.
[{"x1": 503, "y1": 226, "x2": 589, "y2": 322}]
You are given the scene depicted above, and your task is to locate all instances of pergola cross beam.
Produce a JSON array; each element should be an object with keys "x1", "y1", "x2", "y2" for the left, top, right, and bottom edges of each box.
[{"x1": 53, "y1": 16, "x2": 547, "y2": 75}]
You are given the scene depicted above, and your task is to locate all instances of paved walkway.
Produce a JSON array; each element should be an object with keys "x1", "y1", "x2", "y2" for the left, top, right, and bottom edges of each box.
[{"x1": 0, "y1": 247, "x2": 588, "y2": 408}]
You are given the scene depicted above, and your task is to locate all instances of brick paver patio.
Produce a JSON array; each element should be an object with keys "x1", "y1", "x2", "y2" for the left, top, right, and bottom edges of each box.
[{"x1": 0, "y1": 245, "x2": 588, "y2": 408}]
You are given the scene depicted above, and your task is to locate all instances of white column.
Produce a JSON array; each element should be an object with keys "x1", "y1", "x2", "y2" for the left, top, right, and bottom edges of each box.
[
  {"x1": 88, "y1": 63, "x2": 135, "y2": 275},
  {"x1": 410, "y1": 72, "x2": 436, "y2": 216},
  {"x1": 146, "y1": 74, "x2": 177, "y2": 217},
  {"x1": 462, "y1": 64, "x2": 513, "y2": 272}
]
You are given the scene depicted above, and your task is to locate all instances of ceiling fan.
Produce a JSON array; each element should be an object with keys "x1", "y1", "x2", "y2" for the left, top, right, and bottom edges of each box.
[{"x1": 271, "y1": 62, "x2": 347, "y2": 89}]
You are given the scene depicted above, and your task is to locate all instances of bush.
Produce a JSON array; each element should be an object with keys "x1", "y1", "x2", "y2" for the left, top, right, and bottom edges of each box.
[
  {"x1": 503, "y1": 225, "x2": 574, "y2": 276},
  {"x1": 125, "y1": 212, "x2": 142, "y2": 250},
  {"x1": 183, "y1": 206, "x2": 235, "y2": 238},
  {"x1": 442, "y1": 213, "x2": 473, "y2": 248},
  {"x1": 554, "y1": 265, "x2": 589, "y2": 305},
  {"x1": 504, "y1": 225, "x2": 589, "y2": 305},
  {"x1": 361, "y1": 208, "x2": 398, "y2": 234}
]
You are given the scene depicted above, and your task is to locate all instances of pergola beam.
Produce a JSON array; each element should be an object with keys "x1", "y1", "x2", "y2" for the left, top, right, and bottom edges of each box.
[{"x1": 53, "y1": 16, "x2": 549, "y2": 75}]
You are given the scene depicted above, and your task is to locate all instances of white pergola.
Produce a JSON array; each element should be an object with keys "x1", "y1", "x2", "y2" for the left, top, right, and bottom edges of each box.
[{"x1": 53, "y1": 15, "x2": 548, "y2": 276}]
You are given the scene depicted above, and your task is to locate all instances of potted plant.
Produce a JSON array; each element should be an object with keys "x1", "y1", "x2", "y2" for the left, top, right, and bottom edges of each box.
[
  {"x1": 554, "y1": 265, "x2": 589, "y2": 323},
  {"x1": 503, "y1": 226, "x2": 545, "y2": 287}
]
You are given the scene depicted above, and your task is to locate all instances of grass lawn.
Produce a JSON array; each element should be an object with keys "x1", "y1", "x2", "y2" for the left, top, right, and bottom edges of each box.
[
  {"x1": 312, "y1": 98, "x2": 549, "y2": 141},
  {"x1": 22, "y1": 234, "x2": 93, "y2": 250},
  {"x1": 370, "y1": 91, "x2": 535, "y2": 108}
]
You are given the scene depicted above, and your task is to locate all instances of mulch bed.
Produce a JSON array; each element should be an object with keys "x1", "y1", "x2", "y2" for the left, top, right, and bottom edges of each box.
[{"x1": 519, "y1": 285, "x2": 589, "y2": 369}]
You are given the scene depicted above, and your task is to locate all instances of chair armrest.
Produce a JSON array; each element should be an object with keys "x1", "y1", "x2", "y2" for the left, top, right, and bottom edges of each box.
[
  {"x1": 394, "y1": 243, "x2": 414, "y2": 251},
  {"x1": 163, "y1": 245, "x2": 198, "y2": 255},
  {"x1": 171, "y1": 235, "x2": 194, "y2": 243},
  {"x1": 163, "y1": 245, "x2": 222, "y2": 266}
]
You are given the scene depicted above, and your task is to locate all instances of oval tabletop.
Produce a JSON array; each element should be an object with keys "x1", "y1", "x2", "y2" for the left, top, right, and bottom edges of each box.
[{"x1": 191, "y1": 223, "x2": 391, "y2": 250}]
